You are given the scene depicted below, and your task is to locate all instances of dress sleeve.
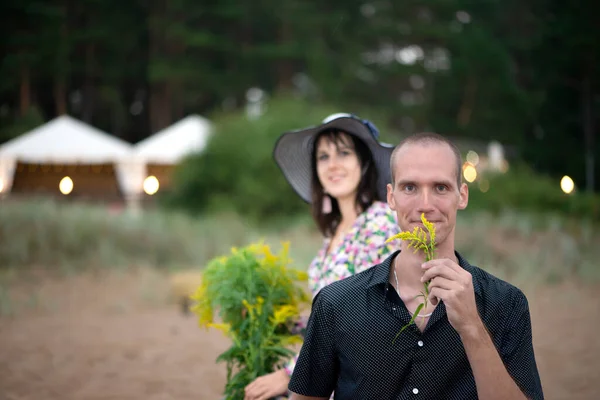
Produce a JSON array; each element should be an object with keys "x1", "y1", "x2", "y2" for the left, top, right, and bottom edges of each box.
[
  {"x1": 353, "y1": 203, "x2": 401, "y2": 273},
  {"x1": 283, "y1": 353, "x2": 299, "y2": 377},
  {"x1": 283, "y1": 314, "x2": 308, "y2": 376}
]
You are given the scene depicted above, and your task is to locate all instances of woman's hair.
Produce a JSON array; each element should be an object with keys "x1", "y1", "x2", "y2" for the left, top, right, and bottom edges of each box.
[{"x1": 310, "y1": 130, "x2": 379, "y2": 237}]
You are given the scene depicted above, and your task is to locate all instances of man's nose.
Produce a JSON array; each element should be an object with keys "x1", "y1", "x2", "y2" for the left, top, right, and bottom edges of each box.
[{"x1": 417, "y1": 189, "x2": 435, "y2": 212}]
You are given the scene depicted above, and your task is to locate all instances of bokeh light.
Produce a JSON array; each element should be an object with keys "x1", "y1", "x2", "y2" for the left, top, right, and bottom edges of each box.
[
  {"x1": 560, "y1": 175, "x2": 574, "y2": 194},
  {"x1": 143, "y1": 176, "x2": 160, "y2": 195},
  {"x1": 59, "y1": 176, "x2": 73, "y2": 195},
  {"x1": 479, "y1": 179, "x2": 490, "y2": 193},
  {"x1": 466, "y1": 150, "x2": 480, "y2": 166},
  {"x1": 463, "y1": 163, "x2": 477, "y2": 183}
]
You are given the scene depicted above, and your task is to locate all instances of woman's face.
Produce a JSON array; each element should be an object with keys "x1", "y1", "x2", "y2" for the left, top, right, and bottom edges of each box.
[{"x1": 315, "y1": 132, "x2": 362, "y2": 203}]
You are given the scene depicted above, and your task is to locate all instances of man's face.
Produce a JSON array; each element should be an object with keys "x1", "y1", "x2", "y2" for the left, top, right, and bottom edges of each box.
[{"x1": 387, "y1": 142, "x2": 468, "y2": 248}]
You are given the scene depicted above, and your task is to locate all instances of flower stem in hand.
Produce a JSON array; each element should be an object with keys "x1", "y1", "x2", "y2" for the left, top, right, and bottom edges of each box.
[{"x1": 386, "y1": 213, "x2": 436, "y2": 343}]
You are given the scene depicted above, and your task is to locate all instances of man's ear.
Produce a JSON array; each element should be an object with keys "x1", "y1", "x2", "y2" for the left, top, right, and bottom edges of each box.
[
  {"x1": 387, "y1": 183, "x2": 395, "y2": 209},
  {"x1": 458, "y1": 182, "x2": 469, "y2": 210}
]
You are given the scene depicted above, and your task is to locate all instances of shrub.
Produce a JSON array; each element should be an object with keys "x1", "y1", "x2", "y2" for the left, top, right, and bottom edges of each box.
[{"x1": 466, "y1": 163, "x2": 600, "y2": 222}]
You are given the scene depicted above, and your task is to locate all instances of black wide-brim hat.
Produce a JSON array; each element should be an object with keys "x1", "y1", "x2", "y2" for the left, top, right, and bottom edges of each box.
[{"x1": 273, "y1": 113, "x2": 395, "y2": 204}]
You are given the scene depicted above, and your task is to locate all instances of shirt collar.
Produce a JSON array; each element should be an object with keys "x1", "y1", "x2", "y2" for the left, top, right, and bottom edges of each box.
[{"x1": 366, "y1": 249, "x2": 482, "y2": 297}]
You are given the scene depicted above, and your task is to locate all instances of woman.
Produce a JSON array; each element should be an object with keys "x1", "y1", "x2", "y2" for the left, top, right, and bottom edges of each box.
[{"x1": 244, "y1": 113, "x2": 401, "y2": 400}]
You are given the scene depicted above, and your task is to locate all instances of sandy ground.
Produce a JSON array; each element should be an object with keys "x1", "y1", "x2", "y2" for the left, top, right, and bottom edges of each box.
[{"x1": 0, "y1": 269, "x2": 599, "y2": 400}]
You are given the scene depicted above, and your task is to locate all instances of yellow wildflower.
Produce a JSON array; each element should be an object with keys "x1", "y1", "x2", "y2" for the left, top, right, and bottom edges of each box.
[
  {"x1": 256, "y1": 296, "x2": 265, "y2": 315},
  {"x1": 291, "y1": 269, "x2": 309, "y2": 281},
  {"x1": 280, "y1": 241, "x2": 293, "y2": 265},
  {"x1": 271, "y1": 304, "x2": 299, "y2": 325},
  {"x1": 207, "y1": 323, "x2": 231, "y2": 335},
  {"x1": 421, "y1": 213, "x2": 433, "y2": 236},
  {"x1": 385, "y1": 213, "x2": 437, "y2": 344},
  {"x1": 280, "y1": 335, "x2": 304, "y2": 346},
  {"x1": 189, "y1": 283, "x2": 213, "y2": 327},
  {"x1": 248, "y1": 240, "x2": 267, "y2": 255},
  {"x1": 242, "y1": 299, "x2": 253, "y2": 318},
  {"x1": 189, "y1": 281, "x2": 207, "y2": 302},
  {"x1": 192, "y1": 304, "x2": 213, "y2": 327}
]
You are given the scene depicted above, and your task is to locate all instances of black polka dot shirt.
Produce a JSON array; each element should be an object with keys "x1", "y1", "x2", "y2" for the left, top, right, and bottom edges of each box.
[{"x1": 288, "y1": 250, "x2": 544, "y2": 399}]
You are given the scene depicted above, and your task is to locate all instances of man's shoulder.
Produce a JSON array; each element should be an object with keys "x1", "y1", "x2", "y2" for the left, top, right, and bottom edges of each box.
[
  {"x1": 317, "y1": 259, "x2": 387, "y2": 305},
  {"x1": 320, "y1": 267, "x2": 374, "y2": 294},
  {"x1": 468, "y1": 262, "x2": 529, "y2": 307}
]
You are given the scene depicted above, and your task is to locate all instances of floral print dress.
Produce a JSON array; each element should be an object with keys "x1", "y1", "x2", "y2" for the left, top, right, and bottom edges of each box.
[{"x1": 283, "y1": 200, "x2": 401, "y2": 376}]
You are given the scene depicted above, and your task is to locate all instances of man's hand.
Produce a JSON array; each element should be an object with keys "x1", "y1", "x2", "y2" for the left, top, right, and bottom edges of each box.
[
  {"x1": 244, "y1": 369, "x2": 290, "y2": 400},
  {"x1": 422, "y1": 258, "x2": 533, "y2": 400},
  {"x1": 421, "y1": 258, "x2": 483, "y2": 336}
]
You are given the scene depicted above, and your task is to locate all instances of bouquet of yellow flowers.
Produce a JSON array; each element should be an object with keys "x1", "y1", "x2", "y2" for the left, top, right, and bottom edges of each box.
[{"x1": 190, "y1": 241, "x2": 310, "y2": 400}]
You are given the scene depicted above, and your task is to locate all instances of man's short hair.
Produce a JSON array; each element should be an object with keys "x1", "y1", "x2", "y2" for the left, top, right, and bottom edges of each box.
[{"x1": 390, "y1": 132, "x2": 463, "y2": 188}]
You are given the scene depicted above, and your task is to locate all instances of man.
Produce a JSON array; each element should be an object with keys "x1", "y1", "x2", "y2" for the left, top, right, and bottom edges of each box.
[{"x1": 287, "y1": 132, "x2": 543, "y2": 399}]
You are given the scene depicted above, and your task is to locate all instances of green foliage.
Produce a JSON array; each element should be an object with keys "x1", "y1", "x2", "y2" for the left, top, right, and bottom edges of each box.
[
  {"x1": 190, "y1": 243, "x2": 310, "y2": 400},
  {"x1": 467, "y1": 163, "x2": 600, "y2": 222}
]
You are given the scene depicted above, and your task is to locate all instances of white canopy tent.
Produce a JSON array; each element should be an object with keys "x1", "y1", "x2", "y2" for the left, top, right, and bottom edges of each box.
[
  {"x1": 133, "y1": 114, "x2": 212, "y2": 164},
  {"x1": 129, "y1": 114, "x2": 212, "y2": 196},
  {"x1": 0, "y1": 115, "x2": 140, "y2": 200}
]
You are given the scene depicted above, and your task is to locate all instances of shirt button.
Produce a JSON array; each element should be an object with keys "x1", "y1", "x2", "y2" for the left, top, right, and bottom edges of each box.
[
  {"x1": 417, "y1": 340, "x2": 424, "y2": 347},
  {"x1": 413, "y1": 388, "x2": 419, "y2": 394},
  {"x1": 392, "y1": 307, "x2": 397, "y2": 311}
]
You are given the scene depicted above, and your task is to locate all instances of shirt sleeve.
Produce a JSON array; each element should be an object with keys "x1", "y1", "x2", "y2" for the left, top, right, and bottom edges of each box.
[
  {"x1": 499, "y1": 290, "x2": 544, "y2": 400},
  {"x1": 288, "y1": 289, "x2": 338, "y2": 398},
  {"x1": 353, "y1": 203, "x2": 401, "y2": 273}
]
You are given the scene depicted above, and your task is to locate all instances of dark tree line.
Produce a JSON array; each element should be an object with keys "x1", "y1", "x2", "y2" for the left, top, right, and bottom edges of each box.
[{"x1": 0, "y1": 0, "x2": 598, "y2": 191}]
